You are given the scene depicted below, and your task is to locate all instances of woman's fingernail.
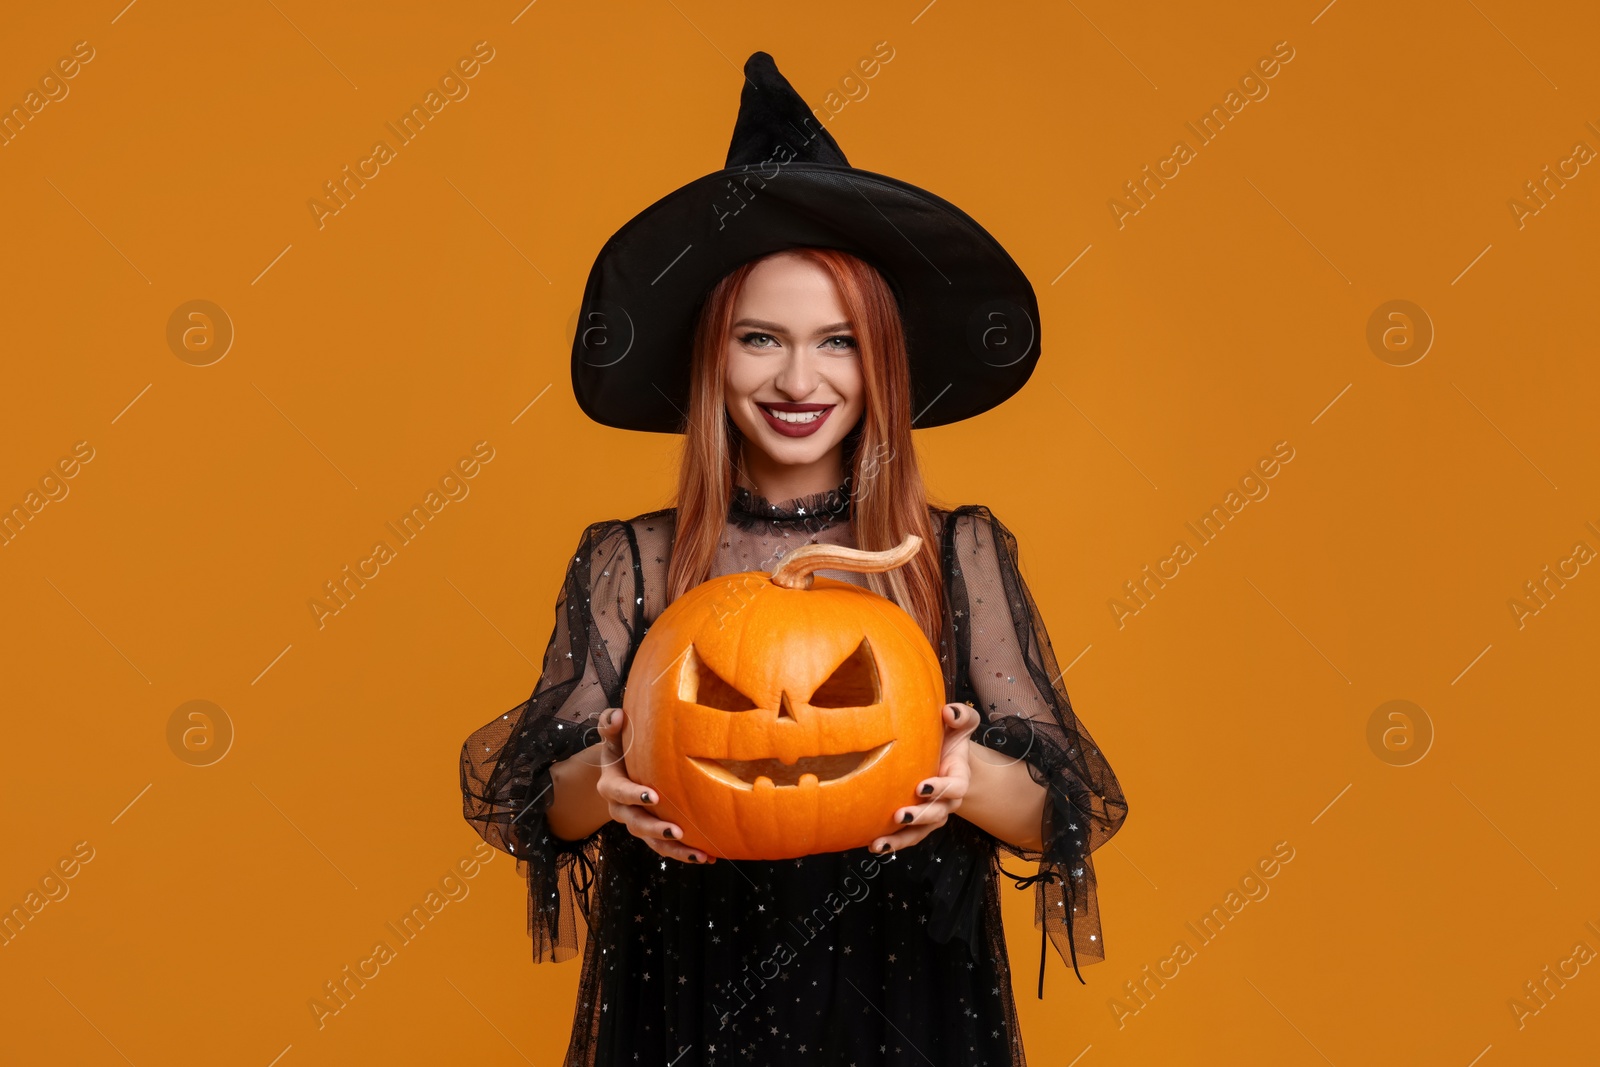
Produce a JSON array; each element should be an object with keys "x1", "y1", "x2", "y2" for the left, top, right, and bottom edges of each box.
[
  {"x1": 919, "y1": 783, "x2": 933, "y2": 796},
  {"x1": 663, "y1": 827, "x2": 674, "y2": 839},
  {"x1": 689, "y1": 854, "x2": 701, "y2": 863},
  {"x1": 641, "y1": 791, "x2": 653, "y2": 803},
  {"x1": 901, "y1": 812, "x2": 913, "y2": 824}
]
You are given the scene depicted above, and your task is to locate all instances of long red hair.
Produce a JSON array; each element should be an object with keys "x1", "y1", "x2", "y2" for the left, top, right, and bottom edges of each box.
[{"x1": 666, "y1": 247, "x2": 949, "y2": 648}]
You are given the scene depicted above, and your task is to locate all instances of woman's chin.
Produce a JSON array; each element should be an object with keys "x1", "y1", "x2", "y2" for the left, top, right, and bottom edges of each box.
[{"x1": 759, "y1": 449, "x2": 828, "y2": 469}]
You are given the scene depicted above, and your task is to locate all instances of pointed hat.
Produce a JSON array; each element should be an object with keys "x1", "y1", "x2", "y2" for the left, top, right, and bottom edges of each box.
[{"x1": 572, "y1": 51, "x2": 1040, "y2": 434}]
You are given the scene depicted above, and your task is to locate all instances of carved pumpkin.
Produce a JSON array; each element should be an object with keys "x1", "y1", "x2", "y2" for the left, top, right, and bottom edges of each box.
[{"x1": 621, "y1": 535, "x2": 944, "y2": 859}]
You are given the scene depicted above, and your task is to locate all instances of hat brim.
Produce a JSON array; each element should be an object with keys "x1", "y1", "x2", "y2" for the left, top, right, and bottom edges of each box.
[{"x1": 572, "y1": 163, "x2": 1041, "y2": 434}]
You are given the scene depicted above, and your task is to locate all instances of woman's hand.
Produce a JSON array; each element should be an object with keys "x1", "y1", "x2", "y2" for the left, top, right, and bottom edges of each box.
[
  {"x1": 594, "y1": 707, "x2": 716, "y2": 865},
  {"x1": 870, "y1": 702, "x2": 982, "y2": 855}
]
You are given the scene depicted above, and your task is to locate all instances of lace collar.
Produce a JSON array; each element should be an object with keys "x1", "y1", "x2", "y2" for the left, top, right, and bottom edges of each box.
[{"x1": 729, "y1": 476, "x2": 853, "y2": 527}]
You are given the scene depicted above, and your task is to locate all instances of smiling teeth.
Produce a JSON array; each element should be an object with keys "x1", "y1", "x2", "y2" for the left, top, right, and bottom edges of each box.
[{"x1": 766, "y1": 407, "x2": 825, "y2": 424}]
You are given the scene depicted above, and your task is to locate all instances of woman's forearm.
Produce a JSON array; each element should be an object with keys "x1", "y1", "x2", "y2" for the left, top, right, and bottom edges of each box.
[
  {"x1": 546, "y1": 745, "x2": 611, "y2": 842},
  {"x1": 959, "y1": 743, "x2": 1048, "y2": 851}
]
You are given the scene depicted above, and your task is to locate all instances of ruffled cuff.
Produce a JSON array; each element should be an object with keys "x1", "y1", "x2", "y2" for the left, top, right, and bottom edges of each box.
[
  {"x1": 513, "y1": 760, "x2": 605, "y2": 963},
  {"x1": 975, "y1": 713, "x2": 1106, "y2": 997},
  {"x1": 909, "y1": 782, "x2": 1097, "y2": 999},
  {"x1": 461, "y1": 707, "x2": 604, "y2": 964},
  {"x1": 909, "y1": 715, "x2": 1105, "y2": 997}
]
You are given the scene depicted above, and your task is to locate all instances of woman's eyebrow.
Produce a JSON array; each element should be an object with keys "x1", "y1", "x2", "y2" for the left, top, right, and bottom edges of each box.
[{"x1": 732, "y1": 318, "x2": 853, "y2": 334}]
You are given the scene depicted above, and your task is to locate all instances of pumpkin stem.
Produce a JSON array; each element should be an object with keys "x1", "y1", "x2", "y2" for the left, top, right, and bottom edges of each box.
[{"x1": 769, "y1": 534, "x2": 924, "y2": 590}]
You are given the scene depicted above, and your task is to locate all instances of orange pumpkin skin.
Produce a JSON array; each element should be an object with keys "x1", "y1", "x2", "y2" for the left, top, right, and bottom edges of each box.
[{"x1": 621, "y1": 569, "x2": 944, "y2": 860}]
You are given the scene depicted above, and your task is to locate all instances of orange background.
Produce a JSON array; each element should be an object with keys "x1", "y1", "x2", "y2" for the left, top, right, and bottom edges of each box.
[{"x1": 3, "y1": 1, "x2": 1597, "y2": 1064}]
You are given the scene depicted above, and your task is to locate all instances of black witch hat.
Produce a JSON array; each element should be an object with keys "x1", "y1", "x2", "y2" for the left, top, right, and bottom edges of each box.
[{"x1": 571, "y1": 51, "x2": 1041, "y2": 434}]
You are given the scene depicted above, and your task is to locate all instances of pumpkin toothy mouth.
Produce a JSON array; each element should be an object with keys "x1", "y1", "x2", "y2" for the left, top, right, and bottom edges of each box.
[{"x1": 689, "y1": 741, "x2": 893, "y2": 789}]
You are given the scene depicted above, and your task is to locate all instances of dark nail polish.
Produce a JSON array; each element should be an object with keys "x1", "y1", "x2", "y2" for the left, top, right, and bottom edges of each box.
[
  {"x1": 641, "y1": 791, "x2": 653, "y2": 803},
  {"x1": 689, "y1": 854, "x2": 701, "y2": 863},
  {"x1": 919, "y1": 783, "x2": 933, "y2": 796},
  {"x1": 663, "y1": 827, "x2": 674, "y2": 839},
  {"x1": 901, "y1": 812, "x2": 913, "y2": 824}
]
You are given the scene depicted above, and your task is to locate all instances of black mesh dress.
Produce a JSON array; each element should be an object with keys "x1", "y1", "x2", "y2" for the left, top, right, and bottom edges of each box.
[{"x1": 459, "y1": 481, "x2": 1128, "y2": 1066}]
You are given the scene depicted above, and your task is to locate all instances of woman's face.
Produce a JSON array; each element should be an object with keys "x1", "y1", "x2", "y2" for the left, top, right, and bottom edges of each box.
[{"x1": 723, "y1": 252, "x2": 864, "y2": 477}]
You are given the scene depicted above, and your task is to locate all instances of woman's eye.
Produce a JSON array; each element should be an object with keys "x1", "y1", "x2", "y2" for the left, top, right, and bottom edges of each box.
[
  {"x1": 822, "y1": 336, "x2": 857, "y2": 350},
  {"x1": 738, "y1": 332, "x2": 778, "y2": 348}
]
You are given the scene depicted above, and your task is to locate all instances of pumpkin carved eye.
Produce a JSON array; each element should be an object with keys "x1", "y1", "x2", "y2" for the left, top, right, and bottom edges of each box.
[
  {"x1": 680, "y1": 644, "x2": 759, "y2": 712},
  {"x1": 809, "y1": 637, "x2": 880, "y2": 708}
]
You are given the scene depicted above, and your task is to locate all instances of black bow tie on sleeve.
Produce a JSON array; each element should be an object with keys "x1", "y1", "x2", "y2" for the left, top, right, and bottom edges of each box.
[{"x1": 999, "y1": 865, "x2": 1084, "y2": 998}]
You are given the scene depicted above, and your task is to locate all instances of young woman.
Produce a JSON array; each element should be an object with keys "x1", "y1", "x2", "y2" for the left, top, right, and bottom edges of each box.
[{"x1": 460, "y1": 53, "x2": 1127, "y2": 1067}]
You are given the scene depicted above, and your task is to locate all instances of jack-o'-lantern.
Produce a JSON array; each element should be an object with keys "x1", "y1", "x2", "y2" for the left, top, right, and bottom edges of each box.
[{"x1": 621, "y1": 534, "x2": 944, "y2": 859}]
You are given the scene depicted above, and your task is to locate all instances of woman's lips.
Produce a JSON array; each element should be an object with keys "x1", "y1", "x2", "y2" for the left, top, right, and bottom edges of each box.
[{"x1": 757, "y1": 402, "x2": 834, "y2": 438}]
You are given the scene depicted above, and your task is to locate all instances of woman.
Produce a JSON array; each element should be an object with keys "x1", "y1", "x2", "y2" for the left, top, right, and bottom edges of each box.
[{"x1": 460, "y1": 53, "x2": 1127, "y2": 1066}]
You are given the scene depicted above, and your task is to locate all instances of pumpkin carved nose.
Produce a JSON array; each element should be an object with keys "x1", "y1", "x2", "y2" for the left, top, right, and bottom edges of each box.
[{"x1": 776, "y1": 692, "x2": 798, "y2": 720}]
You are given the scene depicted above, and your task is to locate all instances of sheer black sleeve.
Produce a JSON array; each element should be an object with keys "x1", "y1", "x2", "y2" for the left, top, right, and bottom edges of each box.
[
  {"x1": 459, "y1": 519, "x2": 643, "y2": 962},
  {"x1": 944, "y1": 506, "x2": 1129, "y2": 991}
]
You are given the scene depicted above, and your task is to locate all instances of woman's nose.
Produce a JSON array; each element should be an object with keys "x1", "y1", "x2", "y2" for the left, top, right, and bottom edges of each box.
[{"x1": 773, "y1": 351, "x2": 820, "y2": 397}]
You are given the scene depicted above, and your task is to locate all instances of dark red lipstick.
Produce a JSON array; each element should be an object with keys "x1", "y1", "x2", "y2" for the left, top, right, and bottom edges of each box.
[{"x1": 757, "y1": 401, "x2": 834, "y2": 438}]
